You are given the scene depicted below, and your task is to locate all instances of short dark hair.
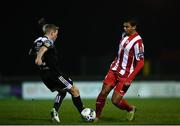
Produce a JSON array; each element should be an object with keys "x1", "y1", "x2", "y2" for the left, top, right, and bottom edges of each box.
[{"x1": 124, "y1": 17, "x2": 137, "y2": 27}]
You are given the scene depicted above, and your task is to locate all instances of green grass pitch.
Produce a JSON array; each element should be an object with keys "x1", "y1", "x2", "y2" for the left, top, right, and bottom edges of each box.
[{"x1": 0, "y1": 98, "x2": 180, "y2": 125}]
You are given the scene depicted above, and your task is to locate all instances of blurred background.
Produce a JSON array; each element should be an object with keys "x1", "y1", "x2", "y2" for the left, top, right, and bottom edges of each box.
[{"x1": 0, "y1": 0, "x2": 180, "y2": 99}]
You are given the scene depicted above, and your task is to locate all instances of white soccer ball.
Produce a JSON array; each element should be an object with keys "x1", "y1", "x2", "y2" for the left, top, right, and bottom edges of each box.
[{"x1": 81, "y1": 108, "x2": 96, "y2": 122}]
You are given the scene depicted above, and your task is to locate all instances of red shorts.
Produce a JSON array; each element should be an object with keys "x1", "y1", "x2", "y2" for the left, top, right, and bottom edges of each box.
[{"x1": 103, "y1": 69, "x2": 129, "y2": 96}]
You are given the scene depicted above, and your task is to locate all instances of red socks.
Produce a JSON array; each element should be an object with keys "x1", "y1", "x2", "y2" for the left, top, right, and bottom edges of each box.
[
  {"x1": 96, "y1": 94, "x2": 106, "y2": 118},
  {"x1": 96, "y1": 94, "x2": 132, "y2": 118},
  {"x1": 117, "y1": 99, "x2": 133, "y2": 112}
]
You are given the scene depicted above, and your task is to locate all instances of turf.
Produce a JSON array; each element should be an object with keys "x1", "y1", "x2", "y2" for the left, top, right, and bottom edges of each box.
[{"x1": 0, "y1": 98, "x2": 180, "y2": 125}]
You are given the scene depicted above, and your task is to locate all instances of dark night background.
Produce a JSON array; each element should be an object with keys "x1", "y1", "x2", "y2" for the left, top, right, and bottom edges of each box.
[{"x1": 0, "y1": 0, "x2": 179, "y2": 81}]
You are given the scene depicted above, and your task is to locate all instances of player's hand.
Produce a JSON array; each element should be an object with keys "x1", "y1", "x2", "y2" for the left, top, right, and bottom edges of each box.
[{"x1": 35, "y1": 58, "x2": 43, "y2": 66}]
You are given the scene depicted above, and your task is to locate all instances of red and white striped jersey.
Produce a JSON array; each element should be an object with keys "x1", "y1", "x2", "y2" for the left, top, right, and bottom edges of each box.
[{"x1": 110, "y1": 32, "x2": 144, "y2": 77}]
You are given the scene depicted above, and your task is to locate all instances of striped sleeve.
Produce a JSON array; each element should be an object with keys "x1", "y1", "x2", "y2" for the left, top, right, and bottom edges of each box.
[{"x1": 134, "y1": 40, "x2": 144, "y2": 60}]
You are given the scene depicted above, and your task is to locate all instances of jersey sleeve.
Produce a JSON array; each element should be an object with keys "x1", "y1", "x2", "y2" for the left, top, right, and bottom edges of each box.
[
  {"x1": 43, "y1": 39, "x2": 53, "y2": 48},
  {"x1": 126, "y1": 40, "x2": 144, "y2": 83},
  {"x1": 134, "y1": 40, "x2": 144, "y2": 60}
]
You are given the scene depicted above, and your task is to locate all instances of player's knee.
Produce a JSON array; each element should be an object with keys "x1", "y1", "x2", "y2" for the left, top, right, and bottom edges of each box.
[
  {"x1": 70, "y1": 85, "x2": 80, "y2": 97},
  {"x1": 111, "y1": 92, "x2": 123, "y2": 106},
  {"x1": 100, "y1": 89, "x2": 109, "y2": 97},
  {"x1": 99, "y1": 83, "x2": 111, "y2": 97},
  {"x1": 58, "y1": 91, "x2": 67, "y2": 98},
  {"x1": 111, "y1": 97, "x2": 119, "y2": 105}
]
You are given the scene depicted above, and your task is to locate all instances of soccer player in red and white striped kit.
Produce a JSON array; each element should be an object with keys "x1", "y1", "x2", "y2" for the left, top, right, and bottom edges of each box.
[{"x1": 95, "y1": 17, "x2": 144, "y2": 122}]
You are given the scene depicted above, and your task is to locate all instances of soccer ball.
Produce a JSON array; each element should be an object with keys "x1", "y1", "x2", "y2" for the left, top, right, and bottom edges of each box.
[{"x1": 81, "y1": 108, "x2": 96, "y2": 122}]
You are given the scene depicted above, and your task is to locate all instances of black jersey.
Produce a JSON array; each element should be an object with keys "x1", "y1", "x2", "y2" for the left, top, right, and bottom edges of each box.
[{"x1": 29, "y1": 36, "x2": 61, "y2": 75}]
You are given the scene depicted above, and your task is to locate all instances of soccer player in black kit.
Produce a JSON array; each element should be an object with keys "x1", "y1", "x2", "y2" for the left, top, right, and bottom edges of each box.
[{"x1": 29, "y1": 24, "x2": 84, "y2": 123}]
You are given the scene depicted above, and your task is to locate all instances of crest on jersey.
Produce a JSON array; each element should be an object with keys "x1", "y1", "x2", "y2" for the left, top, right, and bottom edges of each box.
[{"x1": 44, "y1": 41, "x2": 51, "y2": 47}]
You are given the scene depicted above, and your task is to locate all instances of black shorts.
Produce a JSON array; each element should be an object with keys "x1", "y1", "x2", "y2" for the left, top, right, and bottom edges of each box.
[{"x1": 40, "y1": 70, "x2": 73, "y2": 92}]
